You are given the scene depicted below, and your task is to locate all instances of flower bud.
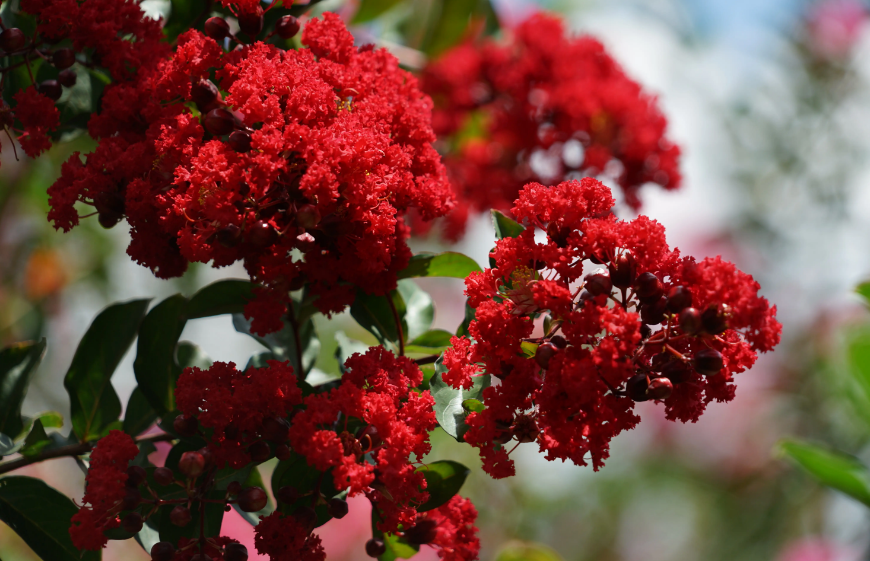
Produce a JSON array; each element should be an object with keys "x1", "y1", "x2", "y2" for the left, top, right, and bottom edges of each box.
[
  {"x1": 170, "y1": 505, "x2": 192, "y2": 527},
  {"x1": 546, "y1": 222, "x2": 570, "y2": 247},
  {"x1": 357, "y1": 425, "x2": 383, "y2": 449},
  {"x1": 661, "y1": 360, "x2": 691, "y2": 384},
  {"x1": 126, "y1": 465, "x2": 147, "y2": 487},
  {"x1": 227, "y1": 481, "x2": 243, "y2": 496},
  {"x1": 549, "y1": 335, "x2": 567, "y2": 349},
  {"x1": 122, "y1": 512, "x2": 144, "y2": 533},
  {"x1": 261, "y1": 417, "x2": 290, "y2": 443},
  {"x1": 237, "y1": 487, "x2": 268, "y2": 512},
  {"x1": 534, "y1": 342, "x2": 558, "y2": 369},
  {"x1": 225, "y1": 543, "x2": 248, "y2": 561},
  {"x1": 404, "y1": 519, "x2": 438, "y2": 545},
  {"x1": 178, "y1": 451, "x2": 206, "y2": 478},
  {"x1": 589, "y1": 250, "x2": 609, "y2": 264},
  {"x1": 666, "y1": 286, "x2": 692, "y2": 313},
  {"x1": 120, "y1": 488, "x2": 141, "y2": 510},
  {"x1": 296, "y1": 204, "x2": 321, "y2": 229},
  {"x1": 217, "y1": 223, "x2": 242, "y2": 248},
  {"x1": 678, "y1": 307, "x2": 702, "y2": 335},
  {"x1": 204, "y1": 108, "x2": 237, "y2": 136},
  {"x1": 173, "y1": 414, "x2": 198, "y2": 437},
  {"x1": 38, "y1": 80, "x2": 62, "y2": 101},
  {"x1": 199, "y1": 446, "x2": 215, "y2": 467},
  {"x1": 275, "y1": 444, "x2": 292, "y2": 461},
  {"x1": 151, "y1": 541, "x2": 175, "y2": 561},
  {"x1": 328, "y1": 498, "x2": 349, "y2": 519},
  {"x1": 154, "y1": 467, "x2": 175, "y2": 486},
  {"x1": 51, "y1": 48, "x2": 75, "y2": 69},
  {"x1": 633, "y1": 272, "x2": 663, "y2": 303},
  {"x1": 191, "y1": 78, "x2": 221, "y2": 112},
  {"x1": 228, "y1": 130, "x2": 252, "y2": 153},
  {"x1": 0, "y1": 28, "x2": 25, "y2": 52},
  {"x1": 512, "y1": 414, "x2": 538, "y2": 443},
  {"x1": 276, "y1": 485, "x2": 300, "y2": 504},
  {"x1": 584, "y1": 273, "x2": 612, "y2": 297},
  {"x1": 640, "y1": 324, "x2": 652, "y2": 340},
  {"x1": 608, "y1": 252, "x2": 637, "y2": 289},
  {"x1": 238, "y1": 10, "x2": 264, "y2": 37},
  {"x1": 693, "y1": 348, "x2": 724, "y2": 376},
  {"x1": 701, "y1": 304, "x2": 728, "y2": 334},
  {"x1": 626, "y1": 373, "x2": 650, "y2": 402},
  {"x1": 640, "y1": 297, "x2": 668, "y2": 325},
  {"x1": 190, "y1": 554, "x2": 213, "y2": 561},
  {"x1": 646, "y1": 376, "x2": 673, "y2": 400},
  {"x1": 275, "y1": 15, "x2": 301, "y2": 39},
  {"x1": 365, "y1": 539, "x2": 386, "y2": 558},
  {"x1": 57, "y1": 69, "x2": 77, "y2": 88},
  {"x1": 204, "y1": 17, "x2": 231, "y2": 40},
  {"x1": 249, "y1": 220, "x2": 277, "y2": 246},
  {"x1": 248, "y1": 440, "x2": 271, "y2": 463}
]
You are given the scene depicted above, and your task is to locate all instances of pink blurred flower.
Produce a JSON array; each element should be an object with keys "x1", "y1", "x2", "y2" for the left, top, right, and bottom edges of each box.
[
  {"x1": 777, "y1": 538, "x2": 860, "y2": 561},
  {"x1": 807, "y1": 0, "x2": 868, "y2": 59}
]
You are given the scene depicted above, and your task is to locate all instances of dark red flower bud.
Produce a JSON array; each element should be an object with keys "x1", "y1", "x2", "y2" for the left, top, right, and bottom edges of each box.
[
  {"x1": 404, "y1": 519, "x2": 438, "y2": 545},
  {"x1": 701, "y1": 304, "x2": 728, "y2": 334},
  {"x1": 365, "y1": 539, "x2": 386, "y2": 558},
  {"x1": 248, "y1": 440, "x2": 271, "y2": 463},
  {"x1": 585, "y1": 273, "x2": 612, "y2": 296},
  {"x1": 679, "y1": 307, "x2": 702, "y2": 335},
  {"x1": 237, "y1": 487, "x2": 268, "y2": 512},
  {"x1": 170, "y1": 505, "x2": 191, "y2": 527},
  {"x1": 633, "y1": 272, "x2": 663, "y2": 303},
  {"x1": 328, "y1": 498, "x2": 348, "y2": 519},
  {"x1": 546, "y1": 222, "x2": 571, "y2": 247},
  {"x1": 296, "y1": 204, "x2": 321, "y2": 229},
  {"x1": 626, "y1": 373, "x2": 650, "y2": 402},
  {"x1": 649, "y1": 353, "x2": 670, "y2": 372},
  {"x1": 261, "y1": 417, "x2": 290, "y2": 443},
  {"x1": 190, "y1": 554, "x2": 213, "y2": 561},
  {"x1": 120, "y1": 488, "x2": 141, "y2": 510},
  {"x1": 0, "y1": 28, "x2": 25, "y2": 52},
  {"x1": 275, "y1": 15, "x2": 301, "y2": 39},
  {"x1": 151, "y1": 541, "x2": 175, "y2": 561},
  {"x1": 178, "y1": 451, "x2": 206, "y2": 478},
  {"x1": 276, "y1": 485, "x2": 300, "y2": 504},
  {"x1": 217, "y1": 224, "x2": 242, "y2": 248},
  {"x1": 640, "y1": 324, "x2": 652, "y2": 340},
  {"x1": 646, "y1": 376, "x2": 673, "y2": 400},
  {"x1": 173, "y1": 414, "x2": 198, "y2": 437},
  {"x1": 204, "y1": 17, "x2": 231, "y2": 40},
  {"x1": 549, "y1": 335, "x2": 567, "y2": 348},
  {"x1": 51, "y1": 48, "x2": 75, "y2": 69},
  {"x1": 357, "y1": 425, "x2": 383, "y2": 449},
  {"x1": 608, "y1": 251, "x2": 637, "y2": 289},
  {"x1": 275, "y1": 444, "x2": 292, "y2": 461},
  {"x1": 238, "y1": 10, "x2": 264, "y2": 37},
  {"x1": 154, "y1": 467, "x2": 175, "y2": 486},
  {"x1": 226, "y1": 481, "x2": 243, "y2": 496},
  {"x1": 666, "y1": 286, "x2": 692, "y2": 313},
  {"x1": 204, "y1": 108, "x2": 238, "y2": 136},
  {"x1": 661, "y1": 360, "x2": 691, "y2": 384},
  {"x1": 191, "y1": 78, "x2": 220, "y2": 107},
  {"x1": 249, "y1": 220, "x2": 277, "y2": 246},
  {"x1": 38, "y1": 80, "x2": 62, "y2": 101},
  {"x1": 57, "y1": 69, "x2": 77, "y2": 88},
  {"x1": 693, "y1": 348, "x2": 724, "y2": 376},
  {"x1": 575, "y1": 290, "x2": 595, "y2": 309},
  {"x1": 126, "y1": 465, "x2": 147, "y2": 487},
  {"x1": 122, "y1": 512, "x2": 144, "y2": 533},
  {"x1": 589, "y1": 250, "x2": 609, "y2": 264},
  {"x1": 98, "y1": 211, "x2": 122, "y2": 229},
  {"x1": 225, "y1": 543, "x2": 248, "y2": 561},
  {"x1": 228, "y1": 130, "x2": 252, "y2": 153},
  {"x1": 534, "y1": 342, "x2": 558, "y2": 369},
  {"x1": 512, "y1": 414, "x2": 538, "y2": 443},
  {"x1": 640, "y1": 297, "x2": 668, "y2": 325}
]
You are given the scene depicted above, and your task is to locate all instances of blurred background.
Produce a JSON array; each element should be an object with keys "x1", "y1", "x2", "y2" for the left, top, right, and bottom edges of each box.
[{"x1": 3, "y1": 0, "x2": 870, "y2": 559}]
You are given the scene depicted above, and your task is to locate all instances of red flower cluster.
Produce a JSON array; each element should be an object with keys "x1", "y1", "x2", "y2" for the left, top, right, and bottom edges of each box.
[
  {"x1": 175, "y1": 360, "x2": 302, "y2": 468},
  {"x1": 443, "y1": 178, "x2": 781, "y2": 478},
  {"x1": 11, "y1": 87, "x2": 59, "y2": 159},
  {"x1": 421, "y1": 13, "x2": 681, "y2": 239},
  {"x1": 69, "y1": 430, "x2": 139, "y2": 550},
  {"x1": 405, "y1": 496, "x2": 480, "y2": 561},
  {"x1": 288, "y1": 346, "x2": 437, "y2": 532},
  {"x1": 254, "y1": 511, "x2": 326, "y2": 561},
  {"x1": 46, "y1": 13, "x2": 452, "y2": 333}
]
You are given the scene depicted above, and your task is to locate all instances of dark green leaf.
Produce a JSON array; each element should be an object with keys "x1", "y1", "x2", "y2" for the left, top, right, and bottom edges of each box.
[
  {"x1": 20, "y1": 419, "x2": 50, "y2": 458},
  {"x1": 371, "y1": 508, "x2": 419, "y2": 561},
  {"x1": 233, "y1": 466, "x2": 275, "y2": 525},
  {"x1": 456, "y1": 301, "x2": 477, "y2": 337},
  {"x1": 232, "y1": 305, "x2": 320, "y2": 375},
  {"x1": 397, "y1": 280, "x2": 434, "y2": 341},
  {"x1": 492, "y1": 209, "x2": 525, "y2": 239},
  {"x1": 123, "y1": 387, "x2": 159, "y2": 437},
  {"x1": 778, "y1": 439, "x2": 870, "y2": 506},
  {"x1": 415, "y1": 460, "x2": 470, "y2": 512},
  {"x1": 0, "y1": 339, "x2": 47, "y2": 438},
  {"x1": 405, "y1": 329, "x2": 454, "y2": 354},
  {"x1": 462, "y1": 399, "x2": 485, "y2": 413},
  {"x1": 421, "y1": 0, "x2": 479, "y2": 56},
  {"x1": 352, "y1": 0, "x2": 404, "y2": 23},
  {"x1": 430, "y1": 356, "x2": 490, "y2": 440},
  {"x1": 175, "y1": 341, "x2": 213, "y2": 371},
  {"x1": 134, "y1": 295, "x2": 188, "y2": 415},
  {"x1": 163, "y1": 0, "x2": 206, "y2": 41},
  {"x1": 398, "y1": 252, "x2": 482, "y2": 280},
  {"x1": 186, "y1": 279, "x2": 255, "y2": 319},
  {"x1": 65, "y1": 299, "x2": 150, "y2": 441},
  {"x1": 0, "y1": 476, "x2": 100, "y2": 561},
  {"x1": 350, "y1": 289, "x2": 407, "y2": 346}
]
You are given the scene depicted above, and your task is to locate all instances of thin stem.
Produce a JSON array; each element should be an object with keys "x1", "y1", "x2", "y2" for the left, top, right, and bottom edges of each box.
[
  {"x1": 286, "y1": 299, "x2": 305, "y2": 378},
  {"x1": 387, "y1": 296, "x2": 405, "y2": 356},
  {"x1": 0, "y1": 432, "x2": 174, "y2": 476},
  {"x1": 413, "y1": 355, "x2": 438, "y2": 366}
]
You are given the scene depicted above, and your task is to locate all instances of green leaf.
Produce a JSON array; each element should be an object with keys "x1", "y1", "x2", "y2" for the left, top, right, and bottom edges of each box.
[
  {"x1": 232, "y1": 303, "x2": 320, "y2": 375},
  {"x1": 233, "y1": 466, "x2": 275, "y2": 525},
  {"x1": 462, "y1": 399, "x2": 485, "y2": 413},
  {"x1": 398, "y1": 252, "x2": 482, "y2": 280},
  {"x1": 0, "y1": 476, "x2": 100, "y2": 561},
  {"x1": 272, "y1": 451, "x2": 340, "y2": 528},
  {"x1": 65, "y1": 299, "x2": 151, "y2": 441},
  {"x1": 492, "y1": 209, "x2": 525, "y2": 239},
  {"x1": 186, "y1": 279, "x2": 255, "y2": 319},
  {"x1": 421, "y1": 0, "x2": 481, "y2": 56},
  {"x1": 122, "y1": 387, "x2": 159, "y2": 437},
  {"x1": 415, "y1": 460, "x2": 470, "y2": 512},
  {"x1": 858, "y1": 281, "x2": 870, "y2": 308},
  {"x1": 352, "y1": 0, "x2": 404, "y2": 23},
  {"x1": 494, "y1": 541, "x2": 565, "y2": 561},
  {"x1": 163, "y1": 0, "x2": 206, "y2": 40},
  {"x1": 0, "y1": 339, "x2": 47, "y2": 438},
  {"x1": 456, "y1": 301, "x2": 477, "y2": 337},
  {"x1": 134, "y1": 295, "x2": 188, "y2": 415},
  {"x1": 350, "y1": 289, "x2": 407, "y2": 346},
  {"x1": 778, "y1": 439, "x2": 870, "y2": 506},
  {"x1": 429, "y1": 356, "x2": 490, "y2": 440},
  {"x1": 20, "y1": 419, "x2": 50, "y2": 457},
  {"x1": 33, "y1": 411, "x2": 63, "y2": 429},
  {"x1": 405, "y1": 329, "x2": 454, "y2": 355},
  {"x1": 371, "y1": 508, "x2": 420, "y2": 561},
  {"x1": 397, "y1": 280, "x2": 434, "y2": 342}
]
